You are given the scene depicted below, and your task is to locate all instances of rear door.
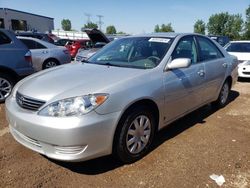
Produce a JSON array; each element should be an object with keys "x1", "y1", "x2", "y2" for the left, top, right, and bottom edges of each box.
[
  {"x1": 195, "y1": 36, "x2": 227, "y2": 103},
  {"x1": 164, "y1": 36, "x2": 206, "y2": 123},
  {"x1": 20, "y1": 39, "x2": 48, "y2": 70}
]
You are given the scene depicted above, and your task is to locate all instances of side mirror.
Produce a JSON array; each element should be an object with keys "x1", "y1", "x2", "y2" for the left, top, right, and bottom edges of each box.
[{"x1": 167, "y1": 58, "x2": 191, "y2": 70}]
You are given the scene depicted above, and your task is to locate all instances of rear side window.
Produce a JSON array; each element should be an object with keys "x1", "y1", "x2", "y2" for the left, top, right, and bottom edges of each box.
[
  {"x1": 225, "y1": 43, "x2": 250, "y2": 53},
  {"x1": 20, "y1": 39, "x2": 46, "y2": 49},
  {"x1": 197, "y1": 36, "x2": 223, "y2": 61},
  {"x1": 0, "y1": 31, "x2": 12, "y2": 45}
]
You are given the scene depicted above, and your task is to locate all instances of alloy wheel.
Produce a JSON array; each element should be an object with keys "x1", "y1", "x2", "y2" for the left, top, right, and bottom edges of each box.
[
  {"x1": 220, "y1": 82, "x2": 229, "y2": 105},
  {"x1": 45, "y1": 61, "x2": 58, "y2": 69},
  {"x1": 0, "y1": 77, "x2": 12, "y2": 100}
]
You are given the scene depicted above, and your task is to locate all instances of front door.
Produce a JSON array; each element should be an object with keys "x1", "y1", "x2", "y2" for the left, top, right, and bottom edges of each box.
[{"x1": 163, "y1": 36, "x2": 206, "y2": 124}]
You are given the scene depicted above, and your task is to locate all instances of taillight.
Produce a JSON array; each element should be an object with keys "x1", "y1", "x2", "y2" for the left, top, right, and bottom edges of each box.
[{"x1": 24, "y1": 51, "x2": 32, "y2": 65}]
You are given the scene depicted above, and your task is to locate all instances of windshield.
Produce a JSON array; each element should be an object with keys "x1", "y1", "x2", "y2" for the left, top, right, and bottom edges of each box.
[
  {"x1": 87, "y1": 37, "x2": 173, "y2": 69},
  {"x1": 225, "y1": 42, "x2": 250, "y2": 53}
]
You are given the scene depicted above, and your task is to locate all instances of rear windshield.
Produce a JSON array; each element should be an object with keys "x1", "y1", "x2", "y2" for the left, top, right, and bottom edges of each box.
[{"x1": 225, "y1": 43, "x2": 250, "y2": 53}]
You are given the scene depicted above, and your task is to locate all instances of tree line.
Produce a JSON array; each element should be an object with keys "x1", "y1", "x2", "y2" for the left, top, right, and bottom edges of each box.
[{"x1": 61, "y1": 4, "x2": 250, "y2": 39}]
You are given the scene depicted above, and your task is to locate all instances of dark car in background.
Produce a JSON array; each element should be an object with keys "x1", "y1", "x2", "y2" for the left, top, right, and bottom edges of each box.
[
  {"x1": 15, "y1": 31, "x2": 55, "y2": 44},
  {"x1": 0, "y1": 29, "x2": 34, "y2": 102},
  {"x1": 208, "y1": 35, "x2": 230, "y2": 47}
]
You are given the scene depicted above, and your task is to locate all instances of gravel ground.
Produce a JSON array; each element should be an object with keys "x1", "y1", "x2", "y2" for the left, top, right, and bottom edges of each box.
[{"x1": 0, "y1": 81, "x2": 249, "y2": 188}]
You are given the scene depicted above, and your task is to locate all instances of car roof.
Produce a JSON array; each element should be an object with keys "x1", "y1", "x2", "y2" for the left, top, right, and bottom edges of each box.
[
  {"x1": 126, "y1": 32, "x2": 204, "y2": 39},
  {"x1": 17, "y1": 36, "x2": 56, "y2": 48}
]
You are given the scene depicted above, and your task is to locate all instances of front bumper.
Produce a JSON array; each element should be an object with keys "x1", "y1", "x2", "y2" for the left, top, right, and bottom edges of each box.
[
  {"x1": 238, "y1": 65, "x2": 250, "y2": 78},
  {"x1": 5, "y1": 96, "x2": 121, "y2": 162}
]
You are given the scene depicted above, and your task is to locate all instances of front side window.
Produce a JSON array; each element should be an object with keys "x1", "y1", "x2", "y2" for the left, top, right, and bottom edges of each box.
[
  {"x1": 88, "y1": 37, "x2": 173, "y2": 69},
  {"x1": 0, "y1": 32, "x2": 11, "y2": 45},
  {"x1": 225, "y1": 43, "x2": 250, "y2": 53},
  {"x1": 171, "y1": 36, "x2": 198, "y2": 64},
  {"x1": 197, "y1": 36, "x2": 223, "y2": 61}
]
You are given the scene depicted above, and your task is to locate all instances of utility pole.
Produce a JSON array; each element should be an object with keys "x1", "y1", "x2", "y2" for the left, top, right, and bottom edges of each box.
[
  {"x1": 84, "y1": 13, "x2": 91, "y2": 24},
  {"x1": 96, "y1": 15, "x2": 104, "y2": 31}
]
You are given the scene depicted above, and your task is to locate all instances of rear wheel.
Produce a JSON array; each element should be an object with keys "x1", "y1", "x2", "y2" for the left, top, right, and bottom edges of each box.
[
  {"x1": 114, "y1": 106, "x2": 156, "y2": 163},
  {"x1": 43, "y1": 59, "x2": 59, "y2": 69},
  {"x1": 0, "y1": 73, "x2": 14, "y2": 103},
  {"x1": 212, "y1": 81, "x2": 230, "y2": 108}
]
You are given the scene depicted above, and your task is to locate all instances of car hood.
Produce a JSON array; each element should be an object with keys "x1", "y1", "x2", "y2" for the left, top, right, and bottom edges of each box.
[
  {"x1": 17, "y1": 63, "x2": 146, "y2": 102},
  {"x1": 83, "y1": 28, "x2": 110, "y2": 44},
  {"x1": 228, "y1": 52, "x2": 250, "y2": 61}
]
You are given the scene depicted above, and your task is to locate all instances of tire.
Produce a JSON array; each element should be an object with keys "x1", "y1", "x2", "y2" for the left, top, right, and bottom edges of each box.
[
  {"x1": 114, "y1": 106, "x2": 156, "y2": 163},
  {"x1": 0, "y1": 73, "x2": 14, "y2": 103},
  {"x1": 42, "y1": 59, "x2": 59, "y2": 70},
  {"x1": 212, "y1": 81, "x2": 230, "y2": 109}
]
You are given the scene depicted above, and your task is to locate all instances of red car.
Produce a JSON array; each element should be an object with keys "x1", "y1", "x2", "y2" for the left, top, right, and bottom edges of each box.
[{"x1": 65, "y1": 39, "x2": 90, "y2": 58}]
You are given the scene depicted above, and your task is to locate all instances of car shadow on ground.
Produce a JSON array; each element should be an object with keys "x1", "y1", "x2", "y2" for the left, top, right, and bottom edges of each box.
[{"x1": 49, "y1": 90, "x2": 239, "y2": 175}]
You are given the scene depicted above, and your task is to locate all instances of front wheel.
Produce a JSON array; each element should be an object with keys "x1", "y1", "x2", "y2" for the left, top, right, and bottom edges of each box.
[
  {"x1": 0, "y1": 73, "x2": 14, "y2": 103},
  {"x1": 114, "y1": 106, "x2": 156, "y2": 163},
  {"x1": 212, "y1": 81, "x2": 230, "y2": 108}
]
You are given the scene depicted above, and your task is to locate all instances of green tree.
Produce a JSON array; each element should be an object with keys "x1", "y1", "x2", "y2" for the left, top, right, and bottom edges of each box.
[
  {"x1": 106, "y1": 25, "x2": 117, "y2": 34},
  {"x1": 81, "y1": 22, "x2": 98, "y2": 31},
  {"x1": 207, "y1": 12, "x2": 243, "y2": 40},
  {"x1": 244, "y1": 5, "x2": 250, "y2": 39},
  {"x1": 154, "y1": 24, "x2": 160, "y2": 32},
  {"x1": 117, "y1": 31, "x2": 126, "y2": 34},
  {"x1": 194, "y1": 19, "x2": 206, "y2": 34},
  {"x1": 61, "y1": 19, "x2": 71, "y2": 31},
  {"x1": 154, "y1": 23, "x2": 174, "y2": 32}
]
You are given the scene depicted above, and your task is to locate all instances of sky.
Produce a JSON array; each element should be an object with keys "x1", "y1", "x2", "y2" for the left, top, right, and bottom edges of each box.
[{"x1": 1, "y1": 0, "x2": 249, "y2": 34}]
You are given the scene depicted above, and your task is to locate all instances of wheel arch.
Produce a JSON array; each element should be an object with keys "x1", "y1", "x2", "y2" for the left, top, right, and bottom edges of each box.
[
  {"x1": 0, "y1": 66, "x2": 19, "y2": 82},
  {"x1": 112, "y1": 98, "x2": 160, "y2": 151}
]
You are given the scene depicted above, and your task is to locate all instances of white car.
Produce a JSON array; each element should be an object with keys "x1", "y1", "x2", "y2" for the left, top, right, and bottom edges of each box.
[
  {"x1": 18, "y1": 37, "x2": 71, "y2": 71},
  {"x1": 225, "y1": 41, "x2": 250, "y2": 78}
]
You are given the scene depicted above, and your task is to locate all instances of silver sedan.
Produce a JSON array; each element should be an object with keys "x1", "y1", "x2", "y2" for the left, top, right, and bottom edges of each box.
[
  {"x1": 18, "y1": 36, "x2": 71, "y2": 71},
  {"x1": 6, "y1": 33, "x2": 238, "y2": 163}
]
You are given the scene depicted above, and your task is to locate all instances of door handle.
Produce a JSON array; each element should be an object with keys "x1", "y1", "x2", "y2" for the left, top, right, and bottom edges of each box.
[
  {"x1": 42, "y1": 51, "x2": 48, "y2": 54},
  {"x1": 222, "y1": 63, "x2": 228, "y2": 68},
  {"x1": 197, "y1": 70, "x2": 205, "y2": 77}
]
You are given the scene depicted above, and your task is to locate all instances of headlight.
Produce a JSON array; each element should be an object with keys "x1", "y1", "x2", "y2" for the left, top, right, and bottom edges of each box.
[{"x1": 38, "y1": 94, "x2": 108, "y2": 117}]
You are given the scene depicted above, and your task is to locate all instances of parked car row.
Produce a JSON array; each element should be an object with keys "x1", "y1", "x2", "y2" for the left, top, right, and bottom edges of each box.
[{"x1": 0, "y1": 29, "x2": 71, "y2": 102}]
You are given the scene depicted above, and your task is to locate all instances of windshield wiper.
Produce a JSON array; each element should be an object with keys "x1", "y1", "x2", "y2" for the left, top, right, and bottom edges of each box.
[
  {"x1": 81, "y1": 59, "x2": 91, "y2": 63},
  {"x1": 94, "y1": 62, "x2": 124, "y2": 67}
]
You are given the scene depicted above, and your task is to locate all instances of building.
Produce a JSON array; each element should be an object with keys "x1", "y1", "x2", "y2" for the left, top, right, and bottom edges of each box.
[{"x1": 0, "y1": 8, "x2": 54, "y2": 32}]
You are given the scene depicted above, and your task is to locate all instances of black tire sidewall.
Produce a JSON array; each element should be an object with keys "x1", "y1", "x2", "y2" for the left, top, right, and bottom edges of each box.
[{"x1": 115, "y1": 106, "x2": 156, "y2": 163}]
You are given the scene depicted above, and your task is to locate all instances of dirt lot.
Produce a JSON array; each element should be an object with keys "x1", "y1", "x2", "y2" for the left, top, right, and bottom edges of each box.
[{"x1": 0, "y1": 81, "x2": 249, "y2": 188}]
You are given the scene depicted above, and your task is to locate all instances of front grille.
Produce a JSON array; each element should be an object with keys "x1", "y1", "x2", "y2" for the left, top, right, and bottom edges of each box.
[
  {"x1": 243, "y1": 72, "x2": 250, "y2": 75},
  {"x1": 16, "y1": 92, "x2": 46, "y2": 111}
]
